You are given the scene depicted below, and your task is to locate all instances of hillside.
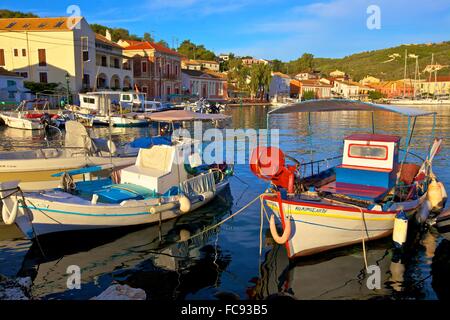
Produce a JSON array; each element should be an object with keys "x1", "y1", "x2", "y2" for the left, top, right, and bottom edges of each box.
[{"x1": 312, "y1": 42, "x2": 450, "y2": 81}]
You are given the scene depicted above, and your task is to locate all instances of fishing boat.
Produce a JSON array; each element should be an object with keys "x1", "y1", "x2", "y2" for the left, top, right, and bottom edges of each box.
[
  {"x1": 0, "y1": 121, "x2": 137, "y2": 190},
  {"x1": 0, "y1": 99, "x2": 69, "y2": 130},
  {"x1": 251, "y1": 100, "x2": 447, "y2": 259},
  {"x1": 0, "y1": 135, "x2": 232, "y2": 239}
]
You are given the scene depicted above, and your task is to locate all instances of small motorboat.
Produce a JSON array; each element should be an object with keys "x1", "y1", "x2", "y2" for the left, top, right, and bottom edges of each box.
[
  {"x1": 435, "y1": 209, "x2": 450, "y2": 240},
  {"x1": 251, "y1": 100, "x2": 447, "y2": 259},
  {"x1": 0, "y1": 137, "x2": 233, "y2": 239}
]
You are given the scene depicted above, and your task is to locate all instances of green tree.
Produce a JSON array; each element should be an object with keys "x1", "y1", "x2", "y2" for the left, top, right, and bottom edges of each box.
[
  {"x1": 177, "y1": 40, "x2": 216, "y2": 60},
  {"x1": 368, "y1": 90, "x2": 385, "y2": 101},
  {"x1": 302, "y1": 90, "x2": 316, "y2": 101},
  {"x1": 24, "y1": 82, "x2": 60, "y2": 94},
  {"x1": 143, "y1": 32, "x2": 154, "y2": 42},
  {"x1": 271, "y1": 59, "x2": 285, "y2": 73},
  {"x1": 249, "y1": 63, "x2": 272, "y2": 100},
  {"x1": 0, "y1": 9, "x2": 38, "y2": 18},
  {"x1": 157, "y1": 39, "x2": 169, "y2": 48},
  {"x1": 227, "y1": 58, "x2": 250, "y2": 93}
]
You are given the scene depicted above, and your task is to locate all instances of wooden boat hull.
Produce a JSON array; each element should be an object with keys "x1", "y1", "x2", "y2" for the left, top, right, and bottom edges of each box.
[
  {"x1": 264, "y1": 195, "x2": 426, "y2": 259},
  {"x1": 11, "y1": 180, "x2": 229, "y2": 239},
  {"x1": 0, "y1": 155, "x2": 135, "y2": 190}
]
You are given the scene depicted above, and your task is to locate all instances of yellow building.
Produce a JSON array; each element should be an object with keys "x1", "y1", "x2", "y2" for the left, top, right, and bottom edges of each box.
[
  {"x1": 418, "y1": 76, "x2": 450, "y2": 96},
  {"x1": 0, "y1": 17, "x2": 133, "y2": 98}
]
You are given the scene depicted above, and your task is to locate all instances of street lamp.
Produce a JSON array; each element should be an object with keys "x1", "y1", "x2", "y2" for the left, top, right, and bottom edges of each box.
[{"x1": 65, "y1": 73, "x2": 71, "y2": 105}]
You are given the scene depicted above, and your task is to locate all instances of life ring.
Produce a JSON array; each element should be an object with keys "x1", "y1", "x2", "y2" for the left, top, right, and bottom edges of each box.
[
  {"x1": 2, "y1": 196, "x2": 19, "y2": 225},
  {"x1": 269, "y1": 214, "x2": 291, "y2": 244}
]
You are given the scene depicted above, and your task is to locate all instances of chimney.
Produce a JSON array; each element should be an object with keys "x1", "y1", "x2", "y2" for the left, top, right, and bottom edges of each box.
[{"x1": 105, "y1": 29, "x2": 112, "y2": 41}]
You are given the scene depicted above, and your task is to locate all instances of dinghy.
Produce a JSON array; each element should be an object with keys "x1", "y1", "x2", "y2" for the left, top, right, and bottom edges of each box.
[
  {"x1": 0, "y1": 137, "x2": 232, "y2": 239},
  {"x1": 251, "y1": 100, "x2": 447, "y2": 259}
]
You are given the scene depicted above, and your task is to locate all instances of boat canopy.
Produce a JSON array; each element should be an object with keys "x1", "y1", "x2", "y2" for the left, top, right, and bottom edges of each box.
[
  {"x1": 138, "y1": 110, "x2": 231, "y2": 122},
  {"x1": 269, "y1": 99, "x2": 436, "y2": 117}
]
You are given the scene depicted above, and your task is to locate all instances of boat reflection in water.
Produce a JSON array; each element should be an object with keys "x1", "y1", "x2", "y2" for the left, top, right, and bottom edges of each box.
[
  {"x1": 17, "y1": 185, "x2": 233, "y2": 300},
  {"x1": 249, "y1": 231, "x2": 406, "y2": 300},
  {"x1": 432, "y1": 239, "x2": 450, "y2": 300}
]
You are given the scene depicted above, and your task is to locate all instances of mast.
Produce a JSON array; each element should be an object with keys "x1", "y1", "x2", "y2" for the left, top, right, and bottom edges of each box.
[{"x1": 403, "y1": 49, "x2": 407, "y2": 99}]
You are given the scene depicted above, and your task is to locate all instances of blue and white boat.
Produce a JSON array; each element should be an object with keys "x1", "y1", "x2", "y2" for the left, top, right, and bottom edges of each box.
[{"x1": 0, "y1": 137, "x2": 232, "y2": 238}]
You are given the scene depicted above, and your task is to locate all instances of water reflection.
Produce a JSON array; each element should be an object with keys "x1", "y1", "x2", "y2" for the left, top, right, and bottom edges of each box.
[{"x1": 15, "y1": 186, "x2": 233, "y2": 300}]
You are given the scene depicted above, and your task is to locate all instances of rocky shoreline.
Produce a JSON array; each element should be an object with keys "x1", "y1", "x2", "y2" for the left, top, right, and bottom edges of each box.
[{"x1": 0, "y1": 274, "x2": 33, "y2": 300}]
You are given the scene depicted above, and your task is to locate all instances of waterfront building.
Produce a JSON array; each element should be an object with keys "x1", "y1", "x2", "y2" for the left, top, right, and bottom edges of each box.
[
  {"x1": 181, "y1": 59, "x2": 220, "y2": 72},
  {"x1": 294, "y1": 71, "x2": 321, "y2": 80},
  {"x1": 329, "y1": 69, "x2": 347, "y2": 80},
  {"x1": 332, "y1": 80, "x2": 373, "y2": 100},
  {"x1": 417, "y1": 76, "x2": 450, "y2": 96},
  {"x1": 269, "y1": 72, "x2": 291, "y2": 101},
  {"x1": 121, "y1": 40, "x2": 181, "y2": 101},
  {"x1": 0, "y1": 17, "x2": 133, "y2": 98},
  {"x1": 181, "y1": 69, "x2": 228, "y2": 101},
  {"x1": 0, "y1": 67, "x2": 32, "y2": 103},
  {"x1": 360, "y1": 75, "x2": 381, "y2": 86},
  {"x1": 290, "y1": 79, "x2": 333, "y2": 99},
  {"x1": 368, "y1": 80, "x2": 414, "y2": 98}
]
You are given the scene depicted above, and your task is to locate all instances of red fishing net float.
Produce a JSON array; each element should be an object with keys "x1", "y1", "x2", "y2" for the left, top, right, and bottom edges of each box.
[{"x1": 250, "y1": 147, "x2": 297, "y2": 194}]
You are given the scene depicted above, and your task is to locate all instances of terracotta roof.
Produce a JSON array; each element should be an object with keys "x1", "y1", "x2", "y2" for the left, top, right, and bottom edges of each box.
[
  {"x1": 295, "y1": 79, "x2": 332, "y2": 87},
  {"x1": 95, "y1": 33, "x2": 123, "y2": 49},
  {"x1": 0, "y1": 67, "x2": 21, "y2": 78},
  {"x1": 124, "y1": 41, "x2": 181, "y2": 56},
  {"x1": 0, "y1": 17, "x2": 82, "y2": 31},
  {"x1": 272, "y1": 72, "x2": 290, "y2": 79},
  {"x1": 182, "y1": 69, "x2": 224, "y2": 79}
]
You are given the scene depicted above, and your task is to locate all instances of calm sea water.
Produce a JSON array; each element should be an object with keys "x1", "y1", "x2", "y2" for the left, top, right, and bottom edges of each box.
[{"x1": 0, "y1": 104, "x2": 449, "y2": 300}]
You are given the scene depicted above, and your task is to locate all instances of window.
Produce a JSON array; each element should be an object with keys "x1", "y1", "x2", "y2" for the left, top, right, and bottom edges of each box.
[
  {"x1": 14, "y1": 49, "x2": 18, "y2": 57},
  {"x1": 114, "y1": 58, "x2": 120, "y2": 69},
  {"x1": 175, "y1": 65, "x2": 178, "y2": 77},
  {"x1": 101, "y1": 56, "x2": 107, "y2": 67},
  {"x1": 38, "y1": 49, "x2": 46, "y2": 66},
  {"x1": 142, "y1": 61, "x2": 148, "y2": 73},
  {"x1": 6, "y1": 22, "x2": 16, "y2": 29},
  {"x1": 22, "y1": 49, "x2": 26, "y2": 57},
  {"x1": 39, "y1": 72, "x2": 48, "y2": 83},
  {"x1": 54, "y1": 20, "x2": 65, "y2": 28},
  {"x1": 348, "y1": 144, "x2": 388, "y2": 160},
  {"x1": 142, "y1": 86, "x2": 148, "y2": 94},
  {"x1": 83, "y1": 97, "x2": 95, "y2": 104},
  {"x1": 0, "y1": 49, "x2": 5, "y2": 66},
  {"x1": 19, "y1": 72, "x2": 28, "y2": 78},
  {"x1": 81, "y1": 37, "x2": 89, "y2": 62},
  {"x1": 7, "y1": 80, "x2": 16, "y2": 87},
  {"x1": 83, "y1": 74, "x2": 90, "y2": 88}
]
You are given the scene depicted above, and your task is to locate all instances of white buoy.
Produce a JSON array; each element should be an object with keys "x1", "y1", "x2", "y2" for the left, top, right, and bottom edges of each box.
[
  {"x1": 428, "y1": 179, "x2": 444, "y2": 210},
  {"x1": 393, "y1": 211, "x2": 408, "y2": 248},
  {"x1": 179, "y1": 195, "x2": 191, "y2": 213}
]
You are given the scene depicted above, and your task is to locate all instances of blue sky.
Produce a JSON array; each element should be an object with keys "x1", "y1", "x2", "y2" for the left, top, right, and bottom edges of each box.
[{"x1": 2, "y1": 0, "x2": 450, "y2": 60}]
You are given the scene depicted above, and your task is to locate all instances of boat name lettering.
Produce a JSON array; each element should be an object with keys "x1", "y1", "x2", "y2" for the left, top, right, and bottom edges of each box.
[{"x1": 295, "y1": 206, "x2": 327, "y2": 214}]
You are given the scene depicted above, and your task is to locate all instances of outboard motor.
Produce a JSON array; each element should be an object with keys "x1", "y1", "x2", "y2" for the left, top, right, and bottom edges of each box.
[{"x1": 40, "y1": 112, "x2": 52, "y2": 135}]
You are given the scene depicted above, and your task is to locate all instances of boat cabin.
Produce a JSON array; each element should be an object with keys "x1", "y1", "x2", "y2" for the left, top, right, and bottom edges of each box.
[{"x1": 321, "y1": 133, "x2": 401, "y2": 202}]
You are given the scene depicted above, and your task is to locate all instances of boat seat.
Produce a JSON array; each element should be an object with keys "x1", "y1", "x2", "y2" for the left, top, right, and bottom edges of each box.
[{"x1": 319, "y1": 181, "x2": 388, "y2": 202}]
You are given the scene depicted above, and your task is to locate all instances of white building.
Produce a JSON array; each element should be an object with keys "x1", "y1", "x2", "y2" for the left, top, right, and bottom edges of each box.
[
  {"x1": 0, "y1": 67, "x2": 32, "y2": 103},
  {"x1": 332, "y1": 80, "x2": 360, "y2": 99},
  {"x1": 181, "y1": 69, "x2": 228, "y2": 101},
  {"x1": 269, "y1": 72, "x2": 291, "y2": 100}
]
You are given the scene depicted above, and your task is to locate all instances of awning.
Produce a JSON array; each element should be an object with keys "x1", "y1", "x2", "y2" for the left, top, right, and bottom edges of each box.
[
  {"x1": 137, "y1": 110, "x2": 231, "y2": 122},
  {"x1": 269, "y1": 99, "x2": 437, "y2": 117}
]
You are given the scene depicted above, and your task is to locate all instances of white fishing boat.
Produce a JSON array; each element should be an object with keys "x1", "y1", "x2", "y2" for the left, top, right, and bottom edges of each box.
[
  {"x1": 0, "y1": 121, "x2": 137, "y2": 190},
  {"x1": 0, "y1": 99, "x2": 69, "y2": 130},
  {"x1": 251, "y1": 100, "x2": 447, "y2": 259},
  {"x1": 0, "y1": 136, "x2": 232, "y2": 239}
]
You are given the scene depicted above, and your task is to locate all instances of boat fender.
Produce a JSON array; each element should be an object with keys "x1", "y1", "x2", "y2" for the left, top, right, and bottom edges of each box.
[
  {"x1": 393, "y1": 211, "x2": 408, "y2": 248},
  {"x1": 427, "y1": 179, "x2": 444, "y2": 211},
  {"x1": 416, "y1": 200, "x2": 432, "y2": 224},
  {"x1": 91, "y1": 194, "x2": 99, "y2": 205},
  {"x1": 2, "y1": 196, "x2": 19, "y2": 225},
  {"x1": 438, "y1": 182, "x2": 447, "y2": 208},
  {"x1": 269, "y1": 214, "x2": 291, "y2": 245},
  {"x1": 150, "y1": 202, "x2": 178, "y2": 214},
  {"x1": 179, "y1": 196, "x2": 191, "y2": 213},
  {"x1": 199, "y1": 191, "x2": 214, "y2": 202}
]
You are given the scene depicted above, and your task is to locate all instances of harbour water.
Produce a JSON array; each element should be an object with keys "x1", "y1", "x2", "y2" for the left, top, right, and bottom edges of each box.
[{"x1": 0, "y1": 105, "x2": 449, "y2": 300}]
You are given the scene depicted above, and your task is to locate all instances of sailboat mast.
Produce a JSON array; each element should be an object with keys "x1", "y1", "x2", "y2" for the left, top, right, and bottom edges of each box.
[{"x1": 403, "y1": 49, "x2": 407, "y2": 99}]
